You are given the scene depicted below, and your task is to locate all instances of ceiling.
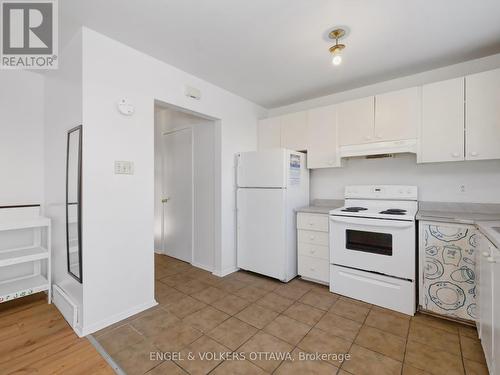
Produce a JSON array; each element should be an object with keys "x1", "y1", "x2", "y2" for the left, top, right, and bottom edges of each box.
[{"x1": 61, "y1": 0, "x2": 500, "y2": 108}]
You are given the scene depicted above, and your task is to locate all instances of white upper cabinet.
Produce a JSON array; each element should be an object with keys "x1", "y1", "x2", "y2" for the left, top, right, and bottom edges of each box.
[
  {"x1": 280, "y1": 111, "x2": 308, "y2": 151},
  {"x1": 338, "y1": 97, "x2": 375, "y2": 146},
  {"x1": 307, "y1": 105, "x2": 339, "y2": 168},
  {"x1": 466, "y1": 68, "x2": 500, "y2": 161},
  {"x1": 258, "y1": 117, "x2": 281, "y2": 149},
  {"x1": 374, "y1": 87, "x2": 420, "y2": 142},
  {"x1": 419, "y1": 78, "x2": 465, "y2": 163}
]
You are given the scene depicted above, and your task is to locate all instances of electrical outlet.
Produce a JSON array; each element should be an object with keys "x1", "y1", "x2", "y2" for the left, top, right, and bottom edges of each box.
[
  {"x1": 460, "y1": 184, "x2": 466, "y2": 193},
  {"x1": 114, "y1": 161, "x2": 134, "y2": 175}
]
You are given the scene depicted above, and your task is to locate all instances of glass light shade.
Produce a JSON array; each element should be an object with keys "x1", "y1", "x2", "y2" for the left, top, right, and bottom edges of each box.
[{"x1": 332, "y1": 54, "x2": 342, "y2": 66}]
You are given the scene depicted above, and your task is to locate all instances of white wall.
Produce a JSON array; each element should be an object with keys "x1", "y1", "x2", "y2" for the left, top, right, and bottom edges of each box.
[
  {"x1": 312, "y1": 154, "x2": 500, "y2": 204},
  {"x1": 0, "y1": 71, "x2": 44, "y2": 206},
  {"x1": 44, "y1": 30, "x2": 84, "y2": 330},
  {"x1": 81, "y1": 28, "x2": 265, "y2": 334}
]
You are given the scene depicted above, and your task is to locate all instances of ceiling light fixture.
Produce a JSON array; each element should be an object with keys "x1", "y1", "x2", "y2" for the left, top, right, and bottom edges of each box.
[{"x1": 329, "y1": 28, "x2": 346, "y2": 66}]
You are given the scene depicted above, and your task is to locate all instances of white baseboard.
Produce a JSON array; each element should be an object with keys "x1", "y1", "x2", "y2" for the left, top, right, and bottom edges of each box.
[
  {"x1": 80, "y1": 299, "x2": 158, "y2": 337},
  {"x1": 191, "y1": 261, "x2": 213, "y2": 273},
  {"x1": 213, "y1": 266, "x2": 239, "y2": 277}
]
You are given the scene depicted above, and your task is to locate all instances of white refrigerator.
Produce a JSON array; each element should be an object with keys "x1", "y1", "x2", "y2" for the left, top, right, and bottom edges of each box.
[{"x1": 236, "y1": 149, "x2": 309, "y2": 282}]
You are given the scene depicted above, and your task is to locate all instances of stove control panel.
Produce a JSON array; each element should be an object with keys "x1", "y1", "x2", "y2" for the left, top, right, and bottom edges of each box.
[{"x1": 345, "y1": 185, "x2": 418, "y2": 200}]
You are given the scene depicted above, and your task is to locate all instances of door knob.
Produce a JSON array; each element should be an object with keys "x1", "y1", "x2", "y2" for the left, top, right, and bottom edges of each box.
[{"x1": 161, "y1": 198, "x2": 170, "y2": 203}]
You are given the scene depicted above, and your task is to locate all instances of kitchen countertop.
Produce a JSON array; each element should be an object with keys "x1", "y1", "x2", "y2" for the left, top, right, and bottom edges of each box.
[
  {"x1": 417, "y1": 201, "x2": 500, "y2": 248},
  {"x1": 416, "y1": 201, "x2": 500, "y2": 224},
  {"x1": 296, "y1": 199, "x2": 344, "y2": 214}
]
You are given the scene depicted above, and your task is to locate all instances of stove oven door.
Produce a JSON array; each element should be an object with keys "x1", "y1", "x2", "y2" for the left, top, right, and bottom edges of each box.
[{"x1": 329, "y1": 215, "x2": 415, "y2": 280}]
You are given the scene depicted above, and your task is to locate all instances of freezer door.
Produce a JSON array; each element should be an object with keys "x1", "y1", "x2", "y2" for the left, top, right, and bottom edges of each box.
[
  {"x1": 237, "y1": 188, "x2": 287, "y2": 280},
  {"x1": 236, "y1": 149, "x2": 286, "y2": 188}
]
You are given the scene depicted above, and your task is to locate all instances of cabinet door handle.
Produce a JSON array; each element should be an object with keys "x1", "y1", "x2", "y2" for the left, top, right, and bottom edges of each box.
[
  {"x1": 364, "y1": 135, "x2": 372, "y2": 140},
  {"x1": 487, "y1": 256, "x2": 496, "y2": 263},
  {"x1": 310, "y1": 236, "x2": 315, "y2": 240},
  {"x1": 310, "y1": 267, "x2": 315, "y2": 271},
  {"x1": 308, "y1": 222, "x2": 315, "y2": 226},
  {"x1": 483, "y1": 251, "x2": 490, "y2": 257},
  {"x1": 376, "y1": 134, "x2": 382, "y2": 139},
  {"x1": 310, "y1": 249, "x2": 316, "y2": 254},
  {"x1": 470, "y1": 151, "x2": 478, "y2": 157},
  {"x1": 451, "y1": 152, "x2": 460, "y2": 158}
]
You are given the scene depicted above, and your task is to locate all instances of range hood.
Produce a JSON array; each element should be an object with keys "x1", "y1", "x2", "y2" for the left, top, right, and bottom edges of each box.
[{"x1": 339, "y1": 139, "x2": 417, "y2": 158}]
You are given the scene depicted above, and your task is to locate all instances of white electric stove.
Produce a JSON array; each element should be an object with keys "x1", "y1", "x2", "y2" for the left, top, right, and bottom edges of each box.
[{"x1": 329, "y1": 185, "x2": 418, "y2": 315}]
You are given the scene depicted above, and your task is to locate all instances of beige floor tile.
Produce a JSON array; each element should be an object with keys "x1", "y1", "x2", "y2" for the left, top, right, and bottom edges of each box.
[
  {"x1": 210, "y1": 359, "x2": 268, "y2": 375},
  {"x1": 405, "y1": 340, "x2": 464, "y2": 375},
  {"x1": 460, "y1": 335, "x2": 487, "y2": 363},
  {"x1": 97, "y1": 324, "x2": 144, "y2": 355},
  {"x1": 230, "y1": 271, "x2": 263, "y2": 283},
  {"x1": 364, "y1": 309, "x2": 410, "y2": 338},
  {"x1": 464, "y1": 358, "x2": 490, "y2": 375},
  {"x1": 152, "y1": 321, "x2": 203, "y2": 352},
  {"x1": 160, "y1": 273, "x2": 196, "y2": 287},
  {"x1": 183, "y1": 306, "x2": 230, "y2": 333},
  {"x1": 216, "y1": 278, "x2": 248, "y2": 293},
  {"x1": 315, "y1": 311, "x2": 362, "y2": 341},
  {"x1": 402, "y1": 363, "x2": 432, "y2": 375},
  {"x1": 299, "y1": 290, "x2": 339, "y2": 311},
  {"x1": 263, "y1": 315, "x2": 311, "y2": 345},
  {"x1": 233, "y1": 285, "x2": 269, "y2": 302},
  {"x1": 283, "y1": 302, "x2": 325, "y2": 326},
  {"x1": 147, "y1": 360, "x2": 187, "y2": 374},
  {"x1": 252, "y1": 278, "x2": 282, "y2": 292},
  {"x1": 275, "y1": 348, "x2": 339, "y2": 375},
  {"x1": 235, "y1": 304, "x2": 279, "y2": 329},
  {"x1": 342, "y1": 344, "x2": 402, "y2": 375},
  {"x1": 191, "y1": 286, "x2": 226, "y2": 304},
  {"x1": 175, "y1": 335, "x2": 230, "y2": 375},
  {"x1": 113, "y1": 339, "x2": 162, "y2": 375},
  {"x1": 370, "y1": 305, "x2": 411, "y2": 320},
  {"x1": 273, "y1": 283, "x2": 309, "y2": 300},
  {"x1": 195, "y1": 272, "x2": 224, "y2": 286},
  {"x1": 297, "y1": 327, "x2": 351, "y2": 366},
  {"x1": 155, "y1": 281, "x2": 177, "y2": 297},
  {"x1": 354, "y1": 325, "x2": 406, "y2": 361},
  {"x1": 411, "y1": 313, "x2": 459, "y2": 334},
  {"x1": 255, "y1": 292, "x2": 294, "y2": 313},
  {"x1": 329, "y1": 299, "x2": 370, "y2": 323},
  {"x1": 207, "y1": 317, "x2": 257, "y2": 350},
  {"x1": 211, "y1": 293, "x2": 249, "y2": 315},
  {"x1": 339, "y1": 296, "x2": 372, "y2": 308},
  {"x1": 163, "y1": 295, "x2": 207, "y2": 318},
  {"x1": 239, "y1": 331, "x2": 293, "y2": 372},
  {"x1": 130, "y1": 308, "x2": 180, "y2": 337},
  {"x1": 408, "y1": 321, "x2": 461, "y2": 355},
  {"x1": 459, "y1": 325, "x2": 479, "y2": 340},
  {"x1": 156, "y1": 289, "x2": 186, "y2": 306},
  {"x1": 175, "y1": 279, "x2": 211, "y2": 295}
]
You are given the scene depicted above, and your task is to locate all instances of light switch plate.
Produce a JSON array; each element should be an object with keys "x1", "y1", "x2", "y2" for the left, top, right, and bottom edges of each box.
[{"x1": 114, "y1": 161, "x2": 134, "y2": 175}]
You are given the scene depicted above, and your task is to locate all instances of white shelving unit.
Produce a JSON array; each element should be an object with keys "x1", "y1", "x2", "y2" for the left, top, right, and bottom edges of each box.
[{"x1": 0, "y1": 211, "x2": 51, "y2": 304}]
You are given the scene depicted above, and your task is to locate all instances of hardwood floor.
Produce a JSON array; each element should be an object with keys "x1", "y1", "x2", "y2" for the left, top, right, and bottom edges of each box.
[{"x1": 0, "y1": 293, "x2": 113, "y2": 375}]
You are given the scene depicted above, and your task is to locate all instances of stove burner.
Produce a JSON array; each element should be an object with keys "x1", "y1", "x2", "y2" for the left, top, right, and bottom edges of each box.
[
  {"x1": 380, "y1": 208, "x2": 407, "y2": 215},
  {"x1": 341, "y1": 207, "x2": 368, "y2": 212}
]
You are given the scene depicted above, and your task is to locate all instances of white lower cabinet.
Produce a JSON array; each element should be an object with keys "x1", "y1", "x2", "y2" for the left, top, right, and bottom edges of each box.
[
  {"x1": 477, "y1": 233, "x2": 499, "y2": 375},
  {"x1": 297, "y1": 213, "x2": 329, "y2": 284}
]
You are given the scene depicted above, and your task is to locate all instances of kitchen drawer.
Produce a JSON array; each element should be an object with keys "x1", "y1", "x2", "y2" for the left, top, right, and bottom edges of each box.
[
  {"x1": 298, "y1": 255, "x2": 329, "y2": 283},
  {"x1": 298, "y1": 243, "x2": 329, "y2": 260},
  {"x1": 298, "y1": 230, "x2": 329, "y2": 246},
  {"x1": 297, "y1": 213, "x2": 329, "y2": 232}
]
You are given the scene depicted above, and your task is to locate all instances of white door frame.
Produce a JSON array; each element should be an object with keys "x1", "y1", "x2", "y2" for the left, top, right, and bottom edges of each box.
[
  {"x1": 154, "y1": 100, "x2": 221, "y2": 274},
  {"x1": 161, "y1": 126, "x2": 194, "y2": 264}
]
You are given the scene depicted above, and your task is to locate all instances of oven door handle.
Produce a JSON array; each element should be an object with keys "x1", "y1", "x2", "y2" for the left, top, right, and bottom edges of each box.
[{"x1": 329, "y1": 216, "x2": 414, "y2": 228}]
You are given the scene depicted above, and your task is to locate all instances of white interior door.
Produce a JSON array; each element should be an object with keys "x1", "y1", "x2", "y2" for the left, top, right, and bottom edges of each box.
[{"x1": 162, "y1": 128, "x2": 192, "y2": 262}]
